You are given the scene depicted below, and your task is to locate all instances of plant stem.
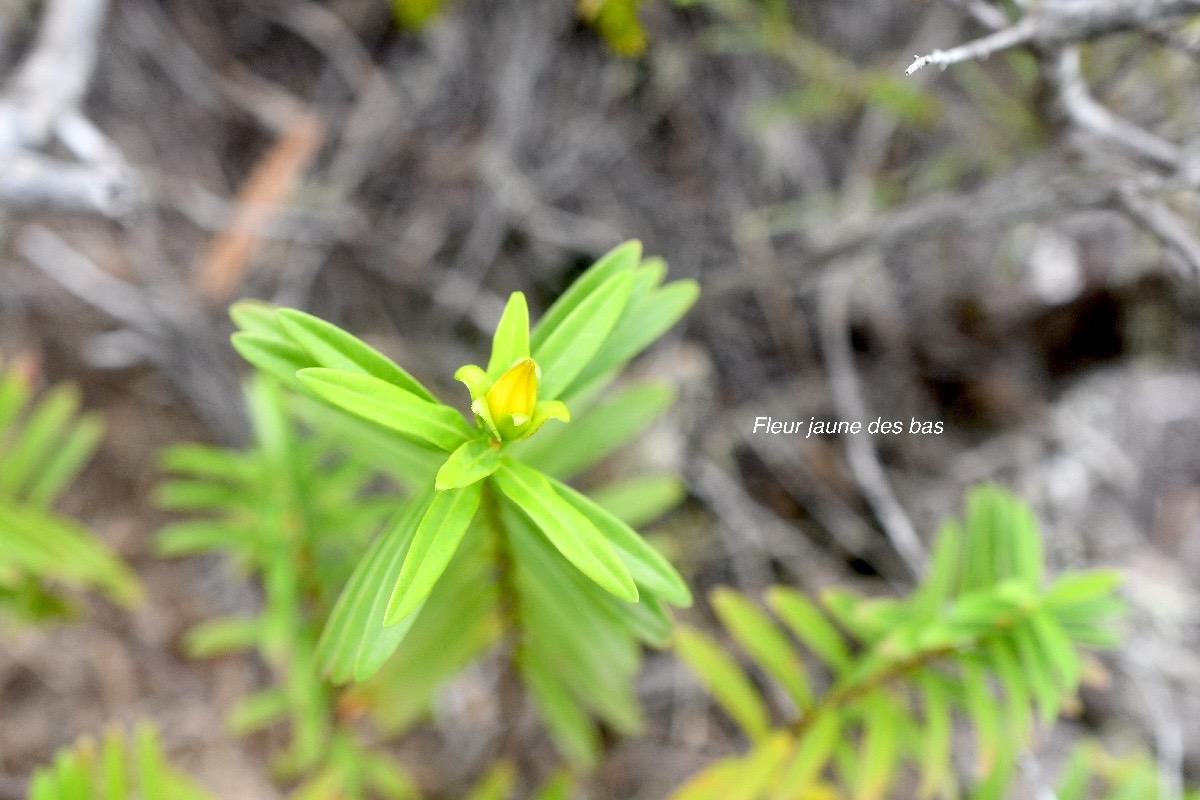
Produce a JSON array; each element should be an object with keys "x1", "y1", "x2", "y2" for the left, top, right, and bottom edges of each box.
[{"x1": 481, "y1": 479, "x2": 526, "y2": 760}]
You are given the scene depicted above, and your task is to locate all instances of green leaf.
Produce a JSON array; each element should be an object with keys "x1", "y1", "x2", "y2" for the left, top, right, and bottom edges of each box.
[
  {"x1": 914, "y1": 521, "x2": 962, "y2": 617},
  {"x1": 230, "y1": 332, "x2": 312, "y2": 386},
  {"x1": 522, "y1": 650, "x2": 601, "y2": 767},
  {"x1": 492, "y1": 459, "x2": 637, "y2": 601},
  {"x1": 276, "y1": 308, "x2": 436, "y2": 402},
  {"x1": 229, "y1": 299, "x2": 280, "y2": 333},
  {"x1": 1030, "y1": 609, "x2": 1082, "y2": 691},
  {"x1": 675, "y1": 626, "x2": 771, "y2": 741},
  {"x1": 1055, "y1": 745, "x2": 1092, "y2": 800},
  {"x1": 726, "y1": 733, "x2": 793, "y2": 800},
  {"x1": 466, "y1": 762, "x2": 516, "y2": 800},
  {"x1": 392, "y1": 0, "x2": 446, "y2": 30},
  {"x1": 583, "y1": 0, "x2": 649, "y2": 56},
  {"x1": 766, "y1": 587, "x2": 852, "y2": 673},
  {"x1": 988, "y1": 639, "x2": 1032, "y2": 743},
  {"x1": 23, "y1": 412, "x2": 104, "y2": 507},
  {"x1": 298, "y1": 368, "x2": 469, "y2": 451},
  {"x1": 669, "y1": 756, "x2": 743, "y2": 800},
  {"x1": 855, "y1": 692, "x2": 900, "y2": 800},
  {"x1": 550, "y1": 477, "x2": 690, "y2": 605},
  {"x1": 561, "y1": 279, "x2": 699, "y2": 400},
  {"x1": 1012, "y1": 618, "x2": 1061, "y2": 723},
  {"x1": 156, "y1": 520, "x2": 261, "y2": 555},
  {"x1": 0, "y1": 365, "x2": 32, "y2": 439},
  {"x1": 515, "y1": 381, "x2": 674, "y2": 478},
  {"x1": 385, "y1": 482, "x2": 483, "y2": 624},
  {"x1": 590, "y1": 474, "x2": 686, "y2": 527},
  {"x1": 487, "y1": 292, "x2": 531, "y2": 379},
  {"x1": 532, "y1": 769, "x2": 574, "y2": 800},
  {"x1": 102, "y1": 728, "x2": 128, "y2": 799},
  {"x1": 135, "y1": 724, "x2": 167, "y2": 800},
  {"x1": 316, "y1": 490, "x2": 434, "y2": 683},
  {"x1": 227, "y1": 688, "x2": 289, "y2": 734},
  {"x1": 711, "y1": 588, "x2": 812, "y2": 710},
  {"x1": 531, "y1": 240, "x2": 641, "y2": 351},
  {"x1": 533, "y1": 269, "x2": 637, "y2": 400},
  {"x1": 436, "y1": 438, "x2": 502, "y2": 489},
  {"x1": 962, "y1": 660, "x2": 1002, "y2": 774},
  {"x1": 0, "y1": 384, "x2": 81, "y2": 499},
  {"x1": 771, "y1": 711, "x2": 840, "y2": 799},
  {"x1": 1044, "y1": 570, "x2": 1123, "y2": 608},
  {"x1": 915, "y1": 674, "x2": 952, "y2": 799},
  {"x1": 183, "y1": 616, "x2": 260, "y2": 657}
]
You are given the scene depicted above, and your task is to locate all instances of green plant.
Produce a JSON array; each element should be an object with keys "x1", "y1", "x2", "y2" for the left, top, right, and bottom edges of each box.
[
  {"x1": 0, "y1": 360, "x2": 139, "y2": 622},
  {"x1": 157, "y1": 377, "x2": 418, "y2": 798},
  {"x1": 223, "y1": 240, "x2": 696, "y2": 771},
  {"x1": 1057, "y1": 739, "x2": 1200, "y2": 800},
  {"x1": 671, "y1": 484, "x2": 1125, "y2": 800},
  {"x1": 389, "y1": 0, "x2": 649, "y2": 56},
  {"x1": 26, "y1": 723, "x2": 213, "y2": 800}
]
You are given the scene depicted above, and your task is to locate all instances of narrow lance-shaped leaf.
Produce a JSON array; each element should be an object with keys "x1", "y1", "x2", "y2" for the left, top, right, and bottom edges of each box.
[
  {"x1": 771, "y1": 710, "x2": 841, "y2": 800},
  {"x1": 0, "y1": 384, "x2": 80, "y2": 499},
  {"x1": 298, "y1": 368, "x2": 470, "y2": 451},
  {"x1": 492, "y1": 459, "x2": 637, "y2": 602},
  {"x1": 436, "y1": 438, "x2": 502, "y2": 490},
  {"x1": 102, "y1": 729, "x2": 128, "y2": 800},
  {"x1": 712, "y1": 588, "x2": 812, "y2": 710},
  {"x1": 486, "y1": 292, "x2": 531, "y2": 378},
  {"x1": 24, "y1": 412, "x2": 104, "y2": 507},
  {"x1": 766, "y1": 587, "x2": 852, "y2": 673},
  {"x1": 316, "y1": 490, "x2": 434, "y2": 683},
  {"x1": 590, "y1": 474, "x2": 686, "y2": 528},
  {"x1": 550, "y1": 475, "x2": 690, "y2": 605},
  {"x1": 854, "y1": 691, "x2": 900, "y2": 800},
  {"x1": 533, "y1": 269, "x2": 636, "y2": 400},
  {"x1": 1043, "y1": 570, "x2": 1123, "y2": 609},
  {"x1": 516, "y1": 381, "x2": 675, "y2": 479},
  {"x1": 988, "y1": 638, "x2": 1032, "y2": 743},
  {"x1": 385, "y1": 482, "x2": 483, "y2": 625},
  {"x1": 725, "y1": 734, "x2": 793, "y2": 800},
  {"x1": 135, "y1": 724, "x2": 168, "y2": 800},
  {"x1": 675, "y1": 627, "x2": 771, "y2": 741},
  {"x1": 1013, "y1": 617, "x2": 1062, "y2": 723},
  {"x1": 916, "y1": 674, "x2": 952, "y2": 800},
  {"x1": 1030, "y1": 609, "x2": 1082, "y2": 692},
  {"x1": 230, "y1": 333, "x2": 312, "y2": 387},
  {"x1": 530, "y1": 240, "x2": 641, "y2": 350},
  {"x1": 962, "y1": 660, "x2": 1002, "y2": 774},
  {"x1": 562, "y1": 279, "x2": 699, "y2": 401},
  {"x1": 276, "y1": 308, "x2": 438, "y2": 402}
]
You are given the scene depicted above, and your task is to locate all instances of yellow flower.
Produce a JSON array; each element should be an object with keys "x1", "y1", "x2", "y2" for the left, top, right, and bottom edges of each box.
[
  {"x1": 486, "y1": 358, "x2": 539, "y2": 428},
  {"x1": 455, "y1": 357, "x2": 569, "y2": 444}
]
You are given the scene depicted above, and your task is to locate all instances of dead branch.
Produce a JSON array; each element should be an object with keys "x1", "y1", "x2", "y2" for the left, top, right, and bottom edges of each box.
[
  {"x1": 909, "y1": 0, "x2": 1200, "y2": 73},
  {"x1": 1052, "y1": 46, "x2": 1184, "y2": 171},
  {"x1": 818, "y1": 270, "x2": 927, "y2": 579},
  {"x1": 0, "y1": 0, "x2": 142, "y2": 216}
]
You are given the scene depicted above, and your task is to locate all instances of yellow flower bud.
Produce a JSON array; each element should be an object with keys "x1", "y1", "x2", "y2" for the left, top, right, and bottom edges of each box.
[{"x1": 485, "y1": 358, "x2": 539, "y2": 432}]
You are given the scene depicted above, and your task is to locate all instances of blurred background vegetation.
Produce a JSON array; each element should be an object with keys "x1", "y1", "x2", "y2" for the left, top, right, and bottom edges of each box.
[{"x1": 3, "y1": 0, "x2": 1200, "y2": 797}]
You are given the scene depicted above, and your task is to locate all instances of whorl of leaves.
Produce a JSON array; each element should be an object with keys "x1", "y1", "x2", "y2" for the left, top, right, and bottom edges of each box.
[{"x1": 226, "y1": 241, "x2": 695, "y2": 767}]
